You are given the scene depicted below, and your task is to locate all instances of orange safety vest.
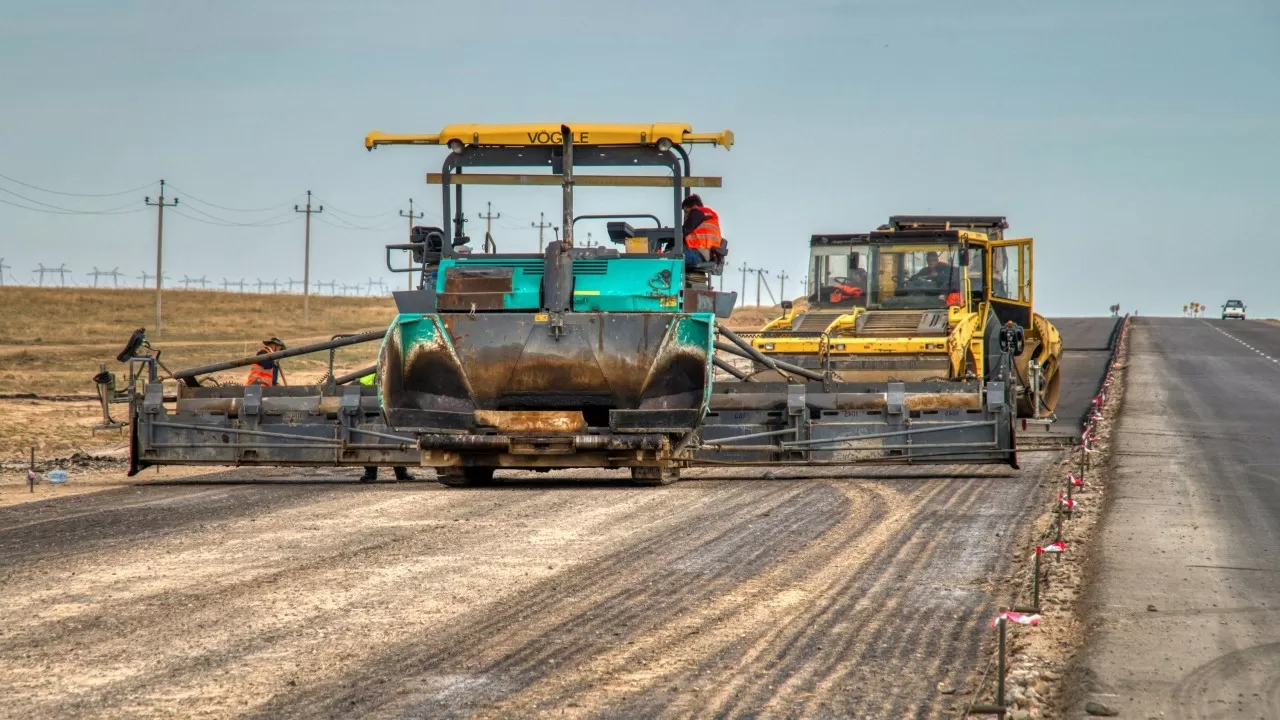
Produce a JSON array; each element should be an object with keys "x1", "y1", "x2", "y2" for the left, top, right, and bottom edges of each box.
[
  {"x1": 684, "y1": 206, "x2": 722, "y2": 251},
  {"x1": 245, "y1": 347, "x2": 275, "y2": 386}
]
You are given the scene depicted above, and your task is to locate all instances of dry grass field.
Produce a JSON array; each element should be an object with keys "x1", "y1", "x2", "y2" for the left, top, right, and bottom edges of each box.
[{"x1": 0, "y1": 286, "x2": 786, "y2": 462}]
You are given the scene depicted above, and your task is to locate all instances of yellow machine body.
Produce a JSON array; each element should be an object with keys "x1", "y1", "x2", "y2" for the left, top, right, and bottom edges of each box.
[{"x1": 754, "y1": 217, "x2": 1061, "y2": 417}]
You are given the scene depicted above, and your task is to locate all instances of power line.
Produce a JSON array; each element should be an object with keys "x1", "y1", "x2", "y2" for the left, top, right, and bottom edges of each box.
[
  {"x1": 172, "y1": 203, "x2": 297, "y2": 227},
  {"x1": 0, "y1": 187, "x2": 145, "y2": 215},
  {"x1": 312, "y1": 214, "x2": 399, "y2": 232},
  {"x1": 312, "y1": 197, "x2": 396, "y2": 219},
  {"x1": 162, "y1": 183, "x2": 300, "y2": 213},
  {"x1": 0, "y1": 172, "x2": 154, "y2": 198}
]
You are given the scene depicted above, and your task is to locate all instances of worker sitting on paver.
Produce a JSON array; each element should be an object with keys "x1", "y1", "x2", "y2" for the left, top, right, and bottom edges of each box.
[
  {"x1": 357, "y1": 371, "x2": 415, "y2": 483},
  {"x1": 680, "y1": 194, "x2": 724, "y2": 267},
  {"x1": 245, "y1": 336, "x2": 286, "y2": 386}
]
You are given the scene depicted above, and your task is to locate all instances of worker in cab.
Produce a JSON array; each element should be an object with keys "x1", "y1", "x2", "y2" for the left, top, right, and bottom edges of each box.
[
  {"x1": 357, "y1": 371, "x2": 415, "y2": 483},
  {"x1": 245, "y1": 336, "x2": 286, "y2": 386},
  {"x1": 681, "y1": 194, "x2": 723, "y2": 267},
  {"x1": 912, "y1": 251, "x2": 954, "y2": 289}
]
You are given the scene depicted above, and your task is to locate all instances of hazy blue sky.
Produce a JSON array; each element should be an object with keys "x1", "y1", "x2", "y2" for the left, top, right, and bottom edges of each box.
[{"x1": 1, "y1": 0, "x2": 1277, "y2": 316}]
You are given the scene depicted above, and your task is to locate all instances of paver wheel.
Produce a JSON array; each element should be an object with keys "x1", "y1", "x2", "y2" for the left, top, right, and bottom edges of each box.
[
  {"x1": 630, "y1": 466, "x2": 680, "y2": 486},
  {"x1": 436, "y1": 467, "x2": 496, "y2": 487}
]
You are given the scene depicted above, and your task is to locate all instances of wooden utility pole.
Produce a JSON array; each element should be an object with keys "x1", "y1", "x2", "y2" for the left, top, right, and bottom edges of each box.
[
  {"x1": 400, "y1": 198, "x2": 422, "y2": 290},
  {"x1": 295, "y1": 190, "x2": 323, "y2": 321},
  {"x1": 777, "y1": 270, "x2": 789, "y2": 303},
  {"x1": 478, "y1": 201, "x2": 500, "y2": 253},
  {"x1": 145, "y1": 180, "x2": 178, "y2": 335},
  {"x1": 755, "y1": 268, "x2": 770, "y2": 306},
  {"x1": 0, "y1": 258, "x2": 10, "y2": 286},
  {"x1": 531, "y1": 212, "x2": 553, "y2": 253},
  {"x1": 739, "y1": 262, "x2": 751, "y2": 307}
]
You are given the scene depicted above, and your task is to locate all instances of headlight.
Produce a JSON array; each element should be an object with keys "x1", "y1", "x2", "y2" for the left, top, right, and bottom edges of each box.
[
  {"x1": 657, "y1": 138, "x2": 673, "y2": 151},
  {"x1": 762, "y1": 343, "x2": 775, "y2": 351},
  {"x1": 833, "y1": 344, "x2": 846, "y2": 351},
  {"x1": 447, "y1": 139, "x2": 464, "y2": 154}
]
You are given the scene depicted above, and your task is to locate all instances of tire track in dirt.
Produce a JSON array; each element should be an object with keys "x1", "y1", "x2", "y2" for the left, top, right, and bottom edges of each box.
[
  {"x1": 1168, "y1": 641, "x2": 1280, "y2": 719},
  {"x1": 705, "y1": 480, "x2": 990, "y2": 719},
  {"x1": 1, "y1": 483, "x2": 774, "y2": 719},
  {"x1": 248, "y1": 482, "x2": 871, "y2": 719},
  {"x1": 592, "y1": 469, "x2": 1041, "y2": 719}
]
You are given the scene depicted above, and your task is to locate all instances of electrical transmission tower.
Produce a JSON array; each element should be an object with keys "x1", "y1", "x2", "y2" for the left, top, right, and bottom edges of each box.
[
  {"x1": 145, "y1": 180, "x2": 179, "y2": 335},
  {"x1": 222, "y1": 278, "x2": 247, "y2": 292},
  {"x1": 738, "y1": 262, "x2": 752, "y2": 306},
  {"x1": 777, "y1": 270, "x2": 790, "y2": 303},
  {"x1": 285, "y1": 278, "x2": 303, "y2": 293},
  {"x1": 87, "y1": 267, "x2": 110, "y2": 287},
  {"x1": 317, "y1": 280, "x2": 337, "y2": 294},
  {"x1": 139, "y1": 272, "x2": 169, "y2": 288},
  {"x1": 295, "y1": 190, "x2": 323, "y2": 321},
  {"x1": 366, "y1": 278, "x2": 388, "y2": 295},
  {"x1": 38, "y1": 263, "x2": 73, "y2": 286}
]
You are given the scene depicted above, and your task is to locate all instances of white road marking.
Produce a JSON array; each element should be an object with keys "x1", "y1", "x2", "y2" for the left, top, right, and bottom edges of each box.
[{"x1": 1205, "y1": 322, "x2": 1280, "y2": 367}]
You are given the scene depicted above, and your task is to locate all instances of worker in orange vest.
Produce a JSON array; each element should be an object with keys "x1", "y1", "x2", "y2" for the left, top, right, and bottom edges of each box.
[
  {"x1": 680, "y1": 194, "x2": 723, "y2": 266},
  {"x1": 245, "y1": 336, "x2": 286, "y2": 386}
]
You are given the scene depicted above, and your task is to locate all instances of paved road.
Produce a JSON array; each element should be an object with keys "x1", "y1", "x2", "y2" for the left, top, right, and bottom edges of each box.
[
  {"x1": 0, "y1": 319, "x2": 1119, "y2": 719},
  {"x1": 1049, "y1": 316, "x2": 1119, "y2": 432},
  {"x1": 1077, "y1": 318, "x2": 1280, "y2": 718}
]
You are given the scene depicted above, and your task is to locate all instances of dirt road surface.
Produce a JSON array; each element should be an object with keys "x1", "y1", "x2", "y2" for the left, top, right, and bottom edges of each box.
[
  {"x1": 1077, "y1": 317, "x2": 1280, "y2": 718},
  {"x1": 0, "y1": 319, "x2": 1118, "y2": 719}
]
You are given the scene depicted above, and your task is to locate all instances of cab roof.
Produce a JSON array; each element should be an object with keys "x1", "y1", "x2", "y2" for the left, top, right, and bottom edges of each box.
[
  {"x1": 366, "y1": 123, "x2": 734, "y2": 150},
  {"x1": 810, "y1": 233, "x2": 871, "y2": 247}
]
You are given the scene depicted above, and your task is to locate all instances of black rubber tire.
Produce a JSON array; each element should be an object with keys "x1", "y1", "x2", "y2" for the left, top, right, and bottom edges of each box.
[
  {"x1": 436, "y1": 467, "x2": 496, "y2": 487},
  {"x1": 630, "y1": 466, "x2": 680, "y2": 486}
]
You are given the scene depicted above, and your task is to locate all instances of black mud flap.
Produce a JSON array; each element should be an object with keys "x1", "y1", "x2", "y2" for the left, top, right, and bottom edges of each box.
[{"x1": 127, "y1": 409, "x2": 151, "y2": 477}]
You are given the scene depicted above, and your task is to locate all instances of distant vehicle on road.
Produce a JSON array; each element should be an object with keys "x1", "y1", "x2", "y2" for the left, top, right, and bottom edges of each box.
[{"x1": 1222, "y1": 299, "x2": 1246, "y2": 320}]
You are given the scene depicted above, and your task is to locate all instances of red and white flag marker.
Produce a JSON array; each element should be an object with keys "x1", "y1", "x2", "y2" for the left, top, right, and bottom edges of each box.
[
  {"x1": 1058, "y1": 491, "x2": 1076, "y2": 509},
  {"x1": 1036, "y1": 541, "x2": 1068, "y2": 555},
  {"x1": 992, "y1": 611, "x2": 1041, "y2": 627},
  {"x1": 1068, "y1": 472, "x2": 1084, "y2": 487}
]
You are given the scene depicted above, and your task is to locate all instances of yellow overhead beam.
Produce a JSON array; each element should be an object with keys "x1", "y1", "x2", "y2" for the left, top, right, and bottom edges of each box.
[
  {"x1": 425, "y1": 173, "x2": 722, "y2": 188},
  {"x1": 366, "y1": 123, "x2": 733, "y2": 150}
]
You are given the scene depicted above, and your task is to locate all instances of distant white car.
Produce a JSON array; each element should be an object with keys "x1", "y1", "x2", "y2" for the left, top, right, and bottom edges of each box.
[{"x1": 1222, "y1": 299, "x2": 1246, "y2": 320}]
